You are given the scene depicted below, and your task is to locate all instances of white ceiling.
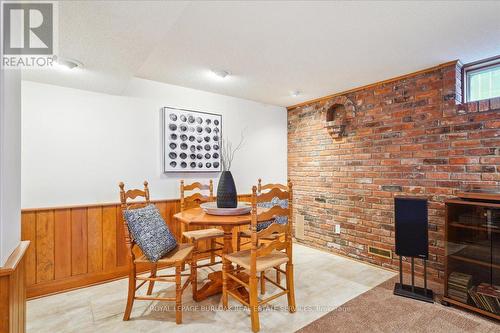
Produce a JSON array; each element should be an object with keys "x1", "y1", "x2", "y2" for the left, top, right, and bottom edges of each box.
[{"x1": 22, "y1": 1, "x2": 500, "y2": 107}]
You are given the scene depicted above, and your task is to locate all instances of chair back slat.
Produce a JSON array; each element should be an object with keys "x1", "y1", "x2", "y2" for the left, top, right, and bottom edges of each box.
[
  {"x1": 119, "y1": 181, "x2": 151, "y2": 248},
  {"x1": 256, "y1": 222, "x2": 288, "y2": 239},
  {"x1": 257, "y1": 206, "x2": 289, "y2": 222},
  {"x1": 258, "y1": 179, "x2": 288, "y2": 192},
  {"x1": 183, "y1": 181, "x2": 210, "y2": 191},
  {"x1": 255, "y1": 238, "x2": 287, "y2": 257},
  {"x1": 184, "y1": 192, "x2": 210, "y2": 204},
  {"x1": 257, "y1": 187, "x2": 289, "y2": 203},
  {"x1": 180, "y1": 180, "x2": 214, "y2": 211},
  {"x1": 124, "y1": 189, "x2": 148, "y2": 201}
]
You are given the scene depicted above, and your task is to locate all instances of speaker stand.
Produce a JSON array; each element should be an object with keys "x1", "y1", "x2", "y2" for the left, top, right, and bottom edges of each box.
[{"x1": 394, "y1": 256, "x2": 434, "y2": 303}]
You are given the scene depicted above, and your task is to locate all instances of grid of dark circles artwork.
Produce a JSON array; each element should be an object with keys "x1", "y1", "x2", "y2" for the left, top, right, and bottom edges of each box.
[{"x1": 164, "y1": 108, "x2": 221, "y2": 172}]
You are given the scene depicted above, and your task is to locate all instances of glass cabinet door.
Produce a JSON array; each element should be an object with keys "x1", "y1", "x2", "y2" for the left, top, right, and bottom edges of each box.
[{"x1": 446, "y1": 203, "x2": 500, "y2": 315}]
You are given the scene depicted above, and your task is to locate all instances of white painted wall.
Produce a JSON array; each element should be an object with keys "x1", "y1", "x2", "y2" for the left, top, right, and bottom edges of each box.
[
  {"x1": 21, "y1": 79, "x2": 287, "y2": 208},
  {"x1": 0, "y1": 69, "x2": 22, "y2": 266}
]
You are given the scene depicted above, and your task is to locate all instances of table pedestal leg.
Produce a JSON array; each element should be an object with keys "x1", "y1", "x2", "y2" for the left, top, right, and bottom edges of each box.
[{"x1": 193, "y1": 226, "x2": 249, "y2": 303}]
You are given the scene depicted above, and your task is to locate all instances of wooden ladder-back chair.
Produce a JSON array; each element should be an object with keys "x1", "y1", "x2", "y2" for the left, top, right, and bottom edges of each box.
[
  {"x1": 119, "y1": 181, "x2": 193, "y2": 324},
  {"x1": 222, "y1": 181, "x2": 296, "y2": 333},
  {"x1": 236, "y1": 179, "x2": 290, "y2": 288},
  {"x1": 180, "y1": 180, "x2": 224, "y2": 301}
]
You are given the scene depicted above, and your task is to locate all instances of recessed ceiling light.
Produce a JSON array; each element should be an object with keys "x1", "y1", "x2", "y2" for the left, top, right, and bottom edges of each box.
[
  {"x1": 209, "y1": 69, "x2": 231, "y2": 80},
  {"x1": 53, "y1": 56, "x2": 83, "y2": 71},
  {"x1": 291, "y1": 90, "x2": 301, "y2": 97}
]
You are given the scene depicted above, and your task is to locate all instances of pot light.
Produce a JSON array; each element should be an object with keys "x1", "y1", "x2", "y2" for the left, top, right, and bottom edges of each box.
[
  {"x1": 291, "y1": 90, "x2": 301, "y2": 97},
  {"x1": 209, "y1": 69, "x2": 231, "y2": 80},
  {"x1": 53, "y1": 56, "x2": 83, "y2": 71}
]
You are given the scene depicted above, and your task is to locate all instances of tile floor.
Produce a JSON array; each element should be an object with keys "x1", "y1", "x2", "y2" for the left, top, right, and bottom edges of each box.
[{"x1": 27, "y1": 244, "x2": 396, "y2": 333}]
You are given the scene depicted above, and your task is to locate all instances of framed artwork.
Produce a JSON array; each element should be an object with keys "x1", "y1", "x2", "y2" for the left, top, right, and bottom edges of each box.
[{"x1": 162, "y1": 107, "x2": 222, "y2": 173}]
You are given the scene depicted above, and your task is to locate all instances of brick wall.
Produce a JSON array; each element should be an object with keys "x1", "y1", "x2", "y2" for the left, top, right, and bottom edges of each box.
[{"x1": 287, "y1": 61, "x2": 500, "y2": 281}]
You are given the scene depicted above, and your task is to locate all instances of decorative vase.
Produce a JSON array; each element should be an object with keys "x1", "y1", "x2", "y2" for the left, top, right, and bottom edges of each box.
[{"x1": 217, "y1": 171, "x2": 238, "y2": 208}]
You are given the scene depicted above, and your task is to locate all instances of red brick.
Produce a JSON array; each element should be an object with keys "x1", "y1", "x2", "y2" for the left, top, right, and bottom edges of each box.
[
  {"x1": 490, "y1": 97, "x2": 500, "y2": 110},
  {"x1": 380, "y1": 159, "x2": 400, "y2": 166},
  {"x1": 449, "y1": 157, "x2": 479, "y2": 164},
  {"x1": 401, "y1": 144, "x2": 422, "y2": 152},
  {"x1": 288, "y1": 63, "x2": 500, "y2": 284},
  {"x1": 480, "y1": 157, "x2": 500, "y2": 164},
  {"x1": 451, "y1": 140, "x2": 481, "y2": 148},
  {"x1": 482, "y1": 174, "x2": 500, "y2": 181},
  {"x1": 426, "y1": 172, "x2": 450, "y2": 180},
  {"x1": 485, "y1": 120, "x2": 500, "y2": 129},
  {"x1": 450, "y1": 173, "x2": 481, "y2": 181},
  {"x1": 478, "y1": 99, "x2": 490, "y2": 112},
  {"x1": 467, "y1": 101, "x2": 479, "y2": 112}
]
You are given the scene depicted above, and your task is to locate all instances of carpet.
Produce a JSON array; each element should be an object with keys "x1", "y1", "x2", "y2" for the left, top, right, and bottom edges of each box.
[{"x1": 296, "y1": 277, "x2": 499, "y2": 333}]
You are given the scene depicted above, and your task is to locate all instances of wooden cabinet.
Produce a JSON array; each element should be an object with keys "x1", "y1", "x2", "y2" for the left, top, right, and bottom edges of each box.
[{"x1": 443, "y1": 194, "x2": 500, "y2": 320}]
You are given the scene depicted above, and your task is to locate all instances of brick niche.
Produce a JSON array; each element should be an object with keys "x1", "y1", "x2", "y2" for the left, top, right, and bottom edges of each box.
[{"x1": 287, "y1": 61, "x2": 500, "y2": 282}]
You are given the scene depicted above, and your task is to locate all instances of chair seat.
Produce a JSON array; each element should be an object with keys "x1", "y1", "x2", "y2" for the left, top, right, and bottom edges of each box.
[
  {"x1": 134, "y1": 243, "x2": 194, "y2": 264},
  {"x1": 239, "y1": 229, "x2": 280, "y2": 240},
  {"x1": 183, "y1": 228, "x2": 224, "y2": 240},
  {"x1": 225, "y1": 249, "x2": 289, "y2": 272}
]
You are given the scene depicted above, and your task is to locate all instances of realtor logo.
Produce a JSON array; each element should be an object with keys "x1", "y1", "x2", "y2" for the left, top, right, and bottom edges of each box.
[
  {"x1": 2, "y1": 1, "x2": 57, "y2": 68},
  {"x1": 3, "y1": 2, "x2": 53, "y2": 54}
]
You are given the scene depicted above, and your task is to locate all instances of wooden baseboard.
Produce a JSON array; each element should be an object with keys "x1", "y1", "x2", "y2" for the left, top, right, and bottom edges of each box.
[{"x1": 0, "y1": 241, "x2": 30, "y2": 333}]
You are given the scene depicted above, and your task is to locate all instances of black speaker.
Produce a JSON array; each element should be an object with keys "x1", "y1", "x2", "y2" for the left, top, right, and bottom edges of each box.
[{"x1": 394, "y1": 197, "x2": 428, "y2": 259}]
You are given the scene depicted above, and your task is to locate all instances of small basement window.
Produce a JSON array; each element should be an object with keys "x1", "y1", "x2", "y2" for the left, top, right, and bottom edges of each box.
[{"x1": 464, "y1": 55, "x2": 500, "y2": 102}]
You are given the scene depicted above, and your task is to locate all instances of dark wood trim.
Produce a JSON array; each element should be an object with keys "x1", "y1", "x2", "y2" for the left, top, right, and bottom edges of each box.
[
  {"x1": 445, "y1": 198, "x2": 500, "y2": 208},
  {"x1": 286, "y1": 60, "x2": 459, "y2": 110},
  {"x1": 444, "y1": 202, "x2": 449, "y2": 311},
  {"x1": 449, "y1": 254, "x2": 500, "y2": 270},
  {"x1": 443, "y1": 296, "x2": 500, "y2": 321},
  {"x1": 0, "y1": 242, "x2": 30, "y2": 277},
  {"x1": 20, "y1": 198, "x2": 181, "y2": 212},
  {"x1": 456, "y1": 191, "x2": 500, "y2": 202},
  {"x1": 21, "y1": 195, "x2": 252, "y2": 213},
  {"x1": 0, "y1": 241, "x2": 30, "y2": 333},
  {"x1": 449, "y1": 222, "x2": 500, "y2": 234}
]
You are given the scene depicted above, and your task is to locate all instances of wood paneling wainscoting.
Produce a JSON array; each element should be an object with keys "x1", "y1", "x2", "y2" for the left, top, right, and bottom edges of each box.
[
  {"x1": 0, "y1": 241, "x2": 30, "y2": 333},
  {"x1": 21, "y1": 195, "x2": 251, "y2": 299}
]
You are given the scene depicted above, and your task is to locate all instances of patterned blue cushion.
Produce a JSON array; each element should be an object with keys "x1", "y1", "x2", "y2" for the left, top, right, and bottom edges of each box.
[
  {"x1": 123, "y1": 204, "x2": 177, "y2": 262},
  {"x1": 256, "y1": 197, "x2": 288, "y2": 231}
]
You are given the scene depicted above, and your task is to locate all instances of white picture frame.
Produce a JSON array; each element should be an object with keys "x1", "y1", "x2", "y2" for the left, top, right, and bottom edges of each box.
[{"x1": 162, "y1": 107, "x2": 222, "y2": 173}]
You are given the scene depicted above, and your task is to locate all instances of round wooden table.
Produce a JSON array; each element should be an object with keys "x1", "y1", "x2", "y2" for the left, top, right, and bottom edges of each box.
[{"x1": 174, "y1": 207, "x2": 252, "y2": 301}]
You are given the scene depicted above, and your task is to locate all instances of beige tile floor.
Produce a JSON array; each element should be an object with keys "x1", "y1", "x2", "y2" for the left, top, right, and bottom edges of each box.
[{"x1": 27, "y1": 244, "x2": 396, "y2": 333}]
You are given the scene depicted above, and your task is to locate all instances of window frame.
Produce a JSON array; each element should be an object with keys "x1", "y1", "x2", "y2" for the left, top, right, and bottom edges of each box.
[{"x1": 462, "y1": 55, "x2": 500, "y2": 103}]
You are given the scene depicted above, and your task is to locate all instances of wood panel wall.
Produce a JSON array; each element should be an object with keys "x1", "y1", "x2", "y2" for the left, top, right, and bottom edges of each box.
[
  {"x1": 0, "y1": 241, "x2": 29, "y2": 333},
  {"x1": 21, "y1": 195, "x2": 251, "y2": 299}
]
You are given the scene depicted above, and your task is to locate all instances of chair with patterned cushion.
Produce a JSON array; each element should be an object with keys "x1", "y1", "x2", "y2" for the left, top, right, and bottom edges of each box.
[
  {"x1": 180, "y1": 180, "x2": 224, "y2": 300},
  {"x1": 119, "y1": 181, "x2": 193, "y2": 324},
  {"x1": 222, "y1": 181, "x2": 296, "y2": 333},
  {"x1": 236, "y1": 179, "x2": 290, "y2": 291}
]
